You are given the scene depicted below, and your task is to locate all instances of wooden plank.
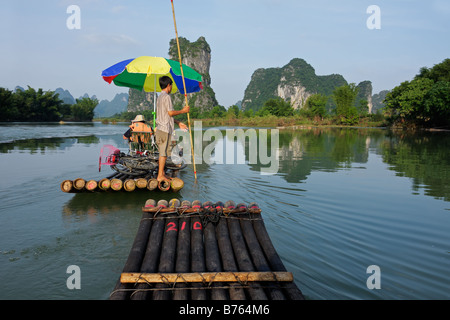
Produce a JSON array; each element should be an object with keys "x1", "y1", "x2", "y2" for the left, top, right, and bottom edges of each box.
[{"x1": 120, "y1": 271, "x2": 293, "y2": 284}]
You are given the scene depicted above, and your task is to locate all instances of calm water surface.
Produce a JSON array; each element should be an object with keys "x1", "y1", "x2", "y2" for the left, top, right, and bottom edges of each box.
[{"x1": 0, "y1": 122, "x2": 449, "y2": 300}]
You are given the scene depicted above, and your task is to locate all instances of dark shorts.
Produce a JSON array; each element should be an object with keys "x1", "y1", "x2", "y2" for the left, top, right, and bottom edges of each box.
[{"x1": 155, "y1": 130, "x2": 171, "y2": 157}]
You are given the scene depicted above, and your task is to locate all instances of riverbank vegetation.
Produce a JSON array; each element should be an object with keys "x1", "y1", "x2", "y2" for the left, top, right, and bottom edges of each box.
[
  {"x1": 2, "y1": 59, "x2": 448, "y2": 130},
  {"x1": 384, "y1": 58, "x2": 450, "y2": 129},
  {"x1": 104, "y1": 84, "x2": 384, "y2": 127},
  {"x1": 0, "y1": 86, "x2": 98, "y2": 122}
]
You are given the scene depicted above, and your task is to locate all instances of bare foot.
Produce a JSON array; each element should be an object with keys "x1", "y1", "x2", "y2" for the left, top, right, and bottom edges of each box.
[{"x1": 157, "y1": 175, "x2": 172, "y2": 182}]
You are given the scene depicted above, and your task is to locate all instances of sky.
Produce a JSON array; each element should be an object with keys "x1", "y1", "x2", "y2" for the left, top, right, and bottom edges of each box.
[{"x1": 1, "y1": 0, "x2": 449, "y2": 108}]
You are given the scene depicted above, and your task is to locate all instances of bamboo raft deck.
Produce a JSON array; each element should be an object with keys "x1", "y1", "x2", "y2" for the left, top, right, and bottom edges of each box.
[
  {"x1": 110, "y1": 199, "x2": 305, "y2": 300},
  {"x1": 60, "y1": 172, "x2": 184, "y2": 193}
]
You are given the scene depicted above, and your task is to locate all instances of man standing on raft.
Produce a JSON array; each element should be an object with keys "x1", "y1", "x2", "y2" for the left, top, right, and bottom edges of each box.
[{"x1": 155, "y1": 76, "x2": 189, "y2": 183}]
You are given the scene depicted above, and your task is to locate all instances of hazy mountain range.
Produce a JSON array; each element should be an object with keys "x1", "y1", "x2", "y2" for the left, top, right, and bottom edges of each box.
[{"x1": 52, "y1": 87, "x2": 128, "y2": 118}]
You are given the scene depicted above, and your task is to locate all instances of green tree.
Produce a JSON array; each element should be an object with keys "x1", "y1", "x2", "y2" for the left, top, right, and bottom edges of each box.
[
  {"x1": 226, "y1": 105, "x2": 240, "y2": 118},
  {"x1": 71, "y1": 97, "x2": 98, "y2": 121},
  {"x1": 416, "y1": 58, "x2": 450, "y2": 83},
  {"x1": 384, "y1": 78, "x2": 434, "y2": 124},
  {"x1": 14, "y1": 87, "x2": 64, "y2": 121},
  {"x1": 189, "y1": 106, "x2": 201, "y2": 119},
  {"x1": 242, "y1": 108, "x2": 254, "y2": 118},
  {"x1": 0, "y1": 88, "x2": 18, "y2": 121},
  {"x1": 424, "y1": 81, "x2": 450, "y2": 126},
  {"x1": 305, "y1": 94, "x2": 327, "y2": 119},
  {"x1": 385, "y1": 58, "x2": 450, "y2": 127},
  {"x1": 332, "y1": 83, "x2": 359, "y2": 124},
  {"x1": 258, "y1": 98, "x2": 294, "y2": 117},
  {"x1": 357, "y1": 99, "x2": 369, "y2": 116},
  {"x1": 208, "y1": 105, "x2": 226, "y2": 118}
]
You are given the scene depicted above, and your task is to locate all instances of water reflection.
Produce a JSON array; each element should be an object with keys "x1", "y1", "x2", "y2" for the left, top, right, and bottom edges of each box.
[
  {"x1": 379, "y1": 130, "x2": 450, "y2": 201},
  {"x1": 243, "y1": 127, "x2": 449, "y2": 201},
  {"x1": 0, "y1": 136, "x2": 99, "y2": 154},
  {"x1": 1, "y1": 123, "x2": 449, "y2": 300}
]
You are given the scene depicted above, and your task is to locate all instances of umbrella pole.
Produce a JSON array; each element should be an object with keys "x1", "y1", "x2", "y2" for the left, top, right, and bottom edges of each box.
[
  {"x1": 171, "y1": 0, "x2": 197, "y2": 181},
  {"x1": 153, "y1": 74, "x2": 156, "y2": 129}
]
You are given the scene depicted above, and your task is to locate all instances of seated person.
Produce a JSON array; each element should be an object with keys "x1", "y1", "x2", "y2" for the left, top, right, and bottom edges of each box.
[{"x1": 123, "y1": 115, "x2": 153, "y2": 149}]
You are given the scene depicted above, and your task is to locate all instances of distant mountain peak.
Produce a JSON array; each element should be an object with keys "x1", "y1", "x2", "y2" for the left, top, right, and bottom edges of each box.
[{"x1": 241, "y1": 58, "x2": 373, "y2": 112}]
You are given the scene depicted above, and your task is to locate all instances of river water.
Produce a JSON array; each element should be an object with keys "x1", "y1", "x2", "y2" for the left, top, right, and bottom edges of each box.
[{"x1": 0, "y1": 122, "x2": 449, "y2": 300}]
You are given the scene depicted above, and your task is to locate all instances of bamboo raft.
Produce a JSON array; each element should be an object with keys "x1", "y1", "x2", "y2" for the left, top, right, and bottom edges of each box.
[
  {"x1": 60, "y1": 172, "x2": 184, "y2": 193},
  {"x1": 110, "y1": 199, "x2": 304, "y2": 300}
]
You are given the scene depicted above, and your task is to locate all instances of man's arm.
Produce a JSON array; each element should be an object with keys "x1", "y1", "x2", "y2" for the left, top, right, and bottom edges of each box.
[
  {"x1": 168, "y1": 105, "x2": 190, "y2": 117},
  {"x1": 174, "y1": 118, "x2": 188, "y2": 131}
]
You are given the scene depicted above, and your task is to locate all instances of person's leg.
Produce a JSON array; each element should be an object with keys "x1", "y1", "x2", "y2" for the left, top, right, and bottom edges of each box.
[
  {"x1": 158, "y1": 155, "x2": 168, "y2": 181},
  {"x1": 156, "y1": 130, "x2": 172, "y2": 181}
]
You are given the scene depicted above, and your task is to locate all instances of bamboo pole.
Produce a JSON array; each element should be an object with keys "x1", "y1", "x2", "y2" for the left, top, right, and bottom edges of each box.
[
  {"x1": 249, "y1": 203, "x2": 305, "y2": 300},
  {"x1": 217, "y1": 202, "x2": 247, "y2": 300},
  {"x1": 190, "y1": 201, "x2": 207, "y2": 300},
  {"x1": 174, "y1": 201, "x2": 191, "y2": 300},
  {"x1": 239, "y1": 205, "x2": 285, "y2": 300},
  {"x1": 123, "y1": 179, "x2": 136, "y2": 192},
  {"x1": 204, "y1": 209, "x2": 228, "y2": 300},
  {"x1": 227, "y1": 212, "x2": 268, "y2": 300},
  {"x1": 170, "y1": 177, "x2": 184, "y2": 192},
  {"x1": 135, "y1": 177, "x2": 148, "y2": 189},
  {"x1": 73, "y1": 178, "x2": 86, "y2": 191},
  {"x1": 158, "y1": 179, "x2": 171, "y2": 192},
  {"x1": 98, "y1": 178, "x2": 111, "y2": 191},
  {"x1": 130, "y1": 208, "x2": 166, "y2": 300},
  {"x1": 147, "y1": 178, "x2": 158, "y2": 191},
  {"x1": 110, "y1": 178, "x2": 123, "y2": 191},
  {"x1": 60, "y1": 180, "x2": 74, "y2": 193},
  {"x1": 152, "y1": 212, "x2": 179, "y2": 300},
  {"x1": 85, "y1": 179, "x2": 98, "y2": 192},
  {"x1": 171, "y1": 0, "x2": 197, "y2": 181},
  {"x1": 110, "y1": 211, "x2": 154, "y2": 300}
]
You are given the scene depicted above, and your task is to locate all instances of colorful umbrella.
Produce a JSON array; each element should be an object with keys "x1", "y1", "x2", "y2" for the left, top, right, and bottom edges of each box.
[{"x1": 101, "y1": 56, "x2": 203, "y2": 94}]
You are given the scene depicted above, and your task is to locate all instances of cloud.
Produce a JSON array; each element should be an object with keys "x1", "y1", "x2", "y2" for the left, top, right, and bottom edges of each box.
[
  {"x1": 111, "y1": 5, "x2": 127, "y2": 14},
  {"x1": 81, "y1": 33, "x2": 141, "y2": 46}
]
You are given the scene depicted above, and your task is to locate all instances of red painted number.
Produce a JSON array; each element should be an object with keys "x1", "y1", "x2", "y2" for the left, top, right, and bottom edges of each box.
[
  {"x1": 166, "y1": 222, "x2": 177, "y2": 232},
  {"x1": 193, "y1": 221, "x2": 202, "y2": 230},
  {"x1": 166, "y1": 221, "x2": 202, "y2": 232}
]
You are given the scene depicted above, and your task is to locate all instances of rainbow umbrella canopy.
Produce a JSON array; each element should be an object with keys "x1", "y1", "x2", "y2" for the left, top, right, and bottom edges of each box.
[{"x1": 101, "y1": 56, "x2": 203, "y2": 94}]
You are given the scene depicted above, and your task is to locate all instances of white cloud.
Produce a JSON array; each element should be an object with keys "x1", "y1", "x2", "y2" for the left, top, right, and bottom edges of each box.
[
  {"x1": 111, "y1": 5, "x2": 127, "y2": 14},
  {"x1": 81, "y1": 33, "x2": 141, "y2": 46}
]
